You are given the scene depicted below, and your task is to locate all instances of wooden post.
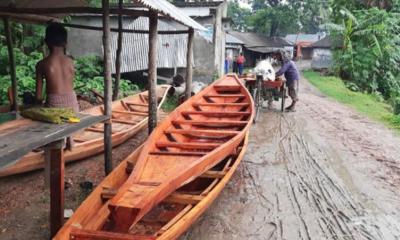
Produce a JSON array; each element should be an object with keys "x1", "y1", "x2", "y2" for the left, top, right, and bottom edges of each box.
[
  {"x1": 102, "y1": 0, "x2": 113, "y2": 174},
  {"x1": 45, "y1": 140, "x2": 65, "y2": 238},
  {"x1": 3, "y1": 18, "x2": 17, "y2": 111},
  {"x1": 148, "y1": 10, "x2": 158, "y2": 134},
  {"x1": 112, "y1": 0, "x2": 123, "y2": 101},
  {"x1": 185, "y1": 28, "x2": 194, "y2": 101}
]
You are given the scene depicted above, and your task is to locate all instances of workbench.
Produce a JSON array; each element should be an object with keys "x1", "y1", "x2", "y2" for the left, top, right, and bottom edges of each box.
[{"x1": 0, "y1": 113, "x2": 108, "y2": 238}]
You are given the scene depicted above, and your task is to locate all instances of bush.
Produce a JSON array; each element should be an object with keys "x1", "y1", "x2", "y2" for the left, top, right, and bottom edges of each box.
[{"x1": 0, "y1": 48, "x2": 138, "y2": 105}]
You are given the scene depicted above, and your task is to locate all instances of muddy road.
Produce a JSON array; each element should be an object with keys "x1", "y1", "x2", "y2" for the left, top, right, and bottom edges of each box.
[{"x1": 182, "y1": 77, "x2": 400, "y2": 240}]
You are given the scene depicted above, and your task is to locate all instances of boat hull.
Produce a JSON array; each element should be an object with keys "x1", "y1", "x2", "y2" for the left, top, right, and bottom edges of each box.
[
  {"x1": 54, "y1": 133, "x2": 249, "y2": 240},
  {"x1": 0, "y1": 85, "x2": 170, "y2": 177}
]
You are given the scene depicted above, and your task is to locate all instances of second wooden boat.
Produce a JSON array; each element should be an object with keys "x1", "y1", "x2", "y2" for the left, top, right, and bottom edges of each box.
[
  {"x1": 55, "y1": 74, "x2": 253, "y2": 239},
  {"x1": 0, "y1": 85, "x2": 170, "y2": 177}
]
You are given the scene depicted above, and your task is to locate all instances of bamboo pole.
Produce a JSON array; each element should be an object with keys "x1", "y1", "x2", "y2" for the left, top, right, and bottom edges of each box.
[
  {"x1": 185, "y1": 28, "x2": 194, "y2": 101},
  {"x1": 112, "y1": 0, "x2": 123, "y2": 101},
  {"x1": 102, "y1": 0, "x2": 113, "y2": 174},
  {"x1": 148, "y1": 10, "x2": 158, "y2": 134},
  {"x1": 3, "y1": 18, "x2": 17, "y2": 111}
]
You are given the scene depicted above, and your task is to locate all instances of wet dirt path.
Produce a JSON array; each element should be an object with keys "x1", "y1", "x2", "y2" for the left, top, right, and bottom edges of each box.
[{"x1": 182, "y1": 76, "x2": 400, "y2": 240}]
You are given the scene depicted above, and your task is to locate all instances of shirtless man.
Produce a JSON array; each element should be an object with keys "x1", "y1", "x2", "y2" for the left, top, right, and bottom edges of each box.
[{"x1": 35, "y1": 23, "x2": 79, "y2": 112}]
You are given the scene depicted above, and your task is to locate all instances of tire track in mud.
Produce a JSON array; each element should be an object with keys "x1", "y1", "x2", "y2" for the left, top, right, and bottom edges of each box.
[{"x1": 262, "y1": 112, "x2": 399, "y2": 240}]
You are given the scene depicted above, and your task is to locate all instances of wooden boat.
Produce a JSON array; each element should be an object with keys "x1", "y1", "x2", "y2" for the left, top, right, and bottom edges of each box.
[
  {"x1": 55, "y1": 133, "x2": 249, "y2": 240},
  {"x1": 0, "y1": 85, "x2": 170, "y2": 177},
  {"x1": 55, "y1": 74, "x2": 254, "y2": 239}
]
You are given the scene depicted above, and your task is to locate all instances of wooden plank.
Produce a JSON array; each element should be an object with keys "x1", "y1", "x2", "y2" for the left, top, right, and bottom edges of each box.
[
  {"x1": 185, "y1": 28, "x2": 194, "y2": 101},
  {"x1": 165, "y1": 129, "x2": 240, "y2": 136},
  {"x1": 149, "y1": 151, "x2": 207, "y2": 156},
  {"x1": 172, "y1": 120, "x2": 247, "y2": 126},
  {"x1": 164, "y1": 193, "x2": 203, "y2": 205},
  {"x1": 200, "y1": 170, "x2": 227, "y2": 179},
  {"x1": 148, "y1": 10, "x2": 158, "y2": 134},
  {"x1": 156, "y1": 204, "x2": 193, "y2": 236},
  {"x1": 204, "y1": 94, "x2": 245, "y2": 98},
  {"x1": 181, "y1": 111, "x2": 251, "y2": 116},
  {"x1": 213, "y1": 85, "x2": 241, "y2": 91},
  {"x1": 200, "y1": 179, "x2": 219, "y2": 196},
  {"x1": 70, "y1": 229, "x2": 155, "y2": 240},
  {"x1": 101, "y1": 188, "x2": 118, "y2": 200},
  {"x1": 124, "y1": 101, "x2": 148, "y2": 107},
  {"x1": 192, "y1": 103, "x2": 249, "y2": 107},
  {"x1": 113, "y1": 110, "x2": 148, "y2": 116},
  {"x1": 156, "y1": 142, "x2": 219, "y2": 150},
  {"x1": 112, "y1": 119, "x2": 140, "y2": 125}
]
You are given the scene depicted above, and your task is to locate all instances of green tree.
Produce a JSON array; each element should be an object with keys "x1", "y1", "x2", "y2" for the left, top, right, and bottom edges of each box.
[{"x1": 227, "y1": 1, "x2": 252, "y2": 31}]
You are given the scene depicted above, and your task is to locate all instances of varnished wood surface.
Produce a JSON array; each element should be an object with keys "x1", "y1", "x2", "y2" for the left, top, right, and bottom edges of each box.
[
  {"x1": 0, "y1": 85, "x2": 170, "y2": 177},
  {"x1": 0, "y1": 113, "x2": 107, "y2": 169},
  {"x1": 55, "y1": 74, "x2": 253, "y2": 239}
]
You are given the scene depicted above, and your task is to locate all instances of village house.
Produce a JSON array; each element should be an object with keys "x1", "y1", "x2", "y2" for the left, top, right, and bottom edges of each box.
[
  {"x1": 228, "y1": 31, "x2": 293, "y2": 67},
  {"x1": 285, "y1": 33, "x2": 325, "y2": 60}
]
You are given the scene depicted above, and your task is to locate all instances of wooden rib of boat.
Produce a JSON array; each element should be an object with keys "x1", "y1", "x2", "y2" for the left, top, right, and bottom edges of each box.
[
  {"x1": 0, "y1": 85, "x2": 170, "y2": 177},
  {"x1": 54, "y1": 74, "x2": 254, "y2": 239},
  {"x1": 55, "y1": 133, "x2": 249, "y2": 240}
]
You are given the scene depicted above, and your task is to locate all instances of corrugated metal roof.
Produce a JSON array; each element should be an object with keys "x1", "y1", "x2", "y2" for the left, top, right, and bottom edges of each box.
[
  {"x1": 229, "y1": 31, "x2": 293, "y2": 47},
  {"x1": 308, "y1": 36, "x2": 342, "y2": 48},
  {"x1": 285, "y1": 33, "x2": 324, "y2": 44},
  {"x1": 132, "y1": 0, "x2": 206, "y2": 30},
  {"x1": 226, "y1": 33, "x2": 244, "y2": 45},
  {"x1": 246, "y1": 46, "x2": 282, "y2": 54},
  {"x1": 0, "y1": 0, "x2": 206, "y2": 31},
  {"x1": 110, "y1": 17, "x2": 189, "y2": 73}
]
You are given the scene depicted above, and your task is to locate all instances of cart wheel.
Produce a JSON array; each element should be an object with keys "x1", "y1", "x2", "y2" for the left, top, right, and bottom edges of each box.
[
  {"x1": 253, "y1": 77, "x2": 262, "y2": 123},
  {"x1": 281, "y1": 86, "x2": 286, "y2": 112}
]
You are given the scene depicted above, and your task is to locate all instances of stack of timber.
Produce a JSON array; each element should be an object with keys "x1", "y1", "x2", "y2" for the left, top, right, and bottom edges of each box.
[
  {"x1": 54, "y1": 74, "x2": 254, "y2": 239},
  {"x1": 0, "y1": 85, "x2": 170, "y2": 177}
]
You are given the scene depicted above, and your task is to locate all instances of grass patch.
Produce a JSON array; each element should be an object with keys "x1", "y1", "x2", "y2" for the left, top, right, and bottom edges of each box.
[
  {"x1": 303, "y1": 70, "x2": 400, "y2": 130},
  {"x1": 161, "y1": 95, "x2": 179, "y2": 113}
]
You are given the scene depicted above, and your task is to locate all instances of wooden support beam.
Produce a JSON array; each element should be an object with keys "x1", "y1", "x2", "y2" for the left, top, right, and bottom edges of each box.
[
  {"x1": 112, "y1": 119, "x2": 139, "y2": 125},
  {"x1": 124, "y1": 101, "x2": 148, "y2": 107},
  {"x1": 3, "y1": 17, "x2": 17, "y2": 111},
  {"x1": 164, "y1": 193, "x2": 203, "y2": 205},
  {"x1": 44, "y1": 140, "x2": 65, "y2": 238},
  {"x1": 156, "y1": 204, "x2": 193, "y2": 235},
  {"x1": 192, "y1": 103, "x2": 250, "y2": 107},
  {"x1": 0, "y1": 7, "x2": 149, "y2": 17},
  {"x1": 102, "y1": 0, "x2": 113, "y2": 175},
  {"x1": 184, "y1": 28, "x2": 194, "y2": 101},
  {"x1": 61, "y1": 22, "x2": 189, "y2": 35},
  {"x1": 101, "y1": 188, "x2": 118, "y2": 200},
  {"x1": 213, "y1": 85, "x2": 241, "y2": 92},
  {"x1": 112, "y1": 0, "x2": 123, "y2": 101},
  {"x1": 147, "y1": 10, "x2": 158, "y2": 134}
]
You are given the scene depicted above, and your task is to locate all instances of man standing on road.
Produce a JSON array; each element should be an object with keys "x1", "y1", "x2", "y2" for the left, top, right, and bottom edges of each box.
[
  {"x1": 236, "y1": 53, "x2": 245, "y2": 76},
  {"x1": 275, "y1": 50, "x2": 300, "y2": 111}
]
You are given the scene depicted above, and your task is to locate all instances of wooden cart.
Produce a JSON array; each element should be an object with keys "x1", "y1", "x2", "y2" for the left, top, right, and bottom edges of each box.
[{"x1": 243, "y1": 74, "x2": 286, "y2": 122}]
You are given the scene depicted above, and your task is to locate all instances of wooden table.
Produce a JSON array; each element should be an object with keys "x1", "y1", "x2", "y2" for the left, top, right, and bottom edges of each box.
[{"x1": 0, "y1": 113, "x2": 108, "y2": 238}]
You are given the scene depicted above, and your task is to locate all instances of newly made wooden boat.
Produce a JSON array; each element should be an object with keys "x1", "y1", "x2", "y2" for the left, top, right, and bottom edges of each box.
[
  {"x1": 54, "y1": 74, "x2": 254, "y2": 239},
  {"x1": 0, "y1": 85, "x2": 170, "y2": 177},
  {"x1": 55, "y1": 133, "x2": 249, "y2": 240}
]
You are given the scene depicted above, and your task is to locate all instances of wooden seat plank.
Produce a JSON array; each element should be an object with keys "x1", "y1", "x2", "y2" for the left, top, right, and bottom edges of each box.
[
  {"x1": 181, "y1": 111, "x2": 250, "y2": 116},
  {"x1": 149, "y1": 151, "x2": 207, "y2": 156},
  {"x1": 192, "y1": 102, "x2": 249, "y2": 107},
  {"x1": 113, "y1": 110, "x2": 148, "y2": 116},
  {"x1": 172, "y1": 120, "x2": 247, "y2": 126},
  {"x1": 163, "y1": 193, "x2": 204, "y2": 205},
  {"x1": 204, "y1": 94, "x2": 245, "y2": 98},
  {"x1": 156, "y1": 142, "x2": 220, "y2": 150},
  {"x1": 165, "y1": 129, "x2": 240, "y2": 136}
]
